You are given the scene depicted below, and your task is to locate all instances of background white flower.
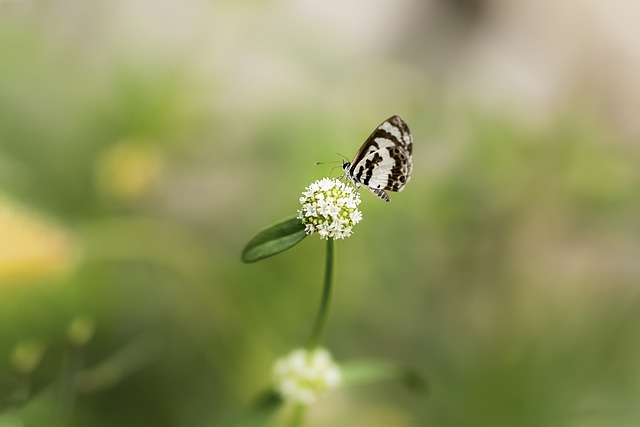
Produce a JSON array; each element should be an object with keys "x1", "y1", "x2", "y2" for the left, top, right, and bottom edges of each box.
[
  {"x1": 273, "y1": 347, "x2": 341, "y2": 404},
  {"x1": 297, "y1": 178, "x2": 362, "y2": 240}
]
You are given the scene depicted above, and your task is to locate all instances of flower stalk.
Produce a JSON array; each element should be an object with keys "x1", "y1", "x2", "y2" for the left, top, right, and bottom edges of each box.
[
  {"x1": 288, "y1": 404, "x2": 305, "y2": 427},
  {"x1": 307, "y1": 238, "x2": 336, "y2": 349}
]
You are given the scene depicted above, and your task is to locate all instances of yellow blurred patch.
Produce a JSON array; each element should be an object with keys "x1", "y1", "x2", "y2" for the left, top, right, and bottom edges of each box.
[
  {"x1": 67, "y1": 316, "x2": 96, "y2": 347},
  {"x1": 97, "y1": 141, "x2": 164, "y2": 199},
  {"x1": 0, "y1": 197, "x2": 77, "y2": 286},
  {"x1": 10, "y1": 340, "x2": 45, "y2": 375}
]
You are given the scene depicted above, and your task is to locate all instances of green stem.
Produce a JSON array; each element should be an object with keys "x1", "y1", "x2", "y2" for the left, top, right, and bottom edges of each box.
[
  {"x1": 307, "y1": 238, "x2": 336, "y2": 349},
  {"x1": 287, "y1": 404, "x2": 305, "y2": 427}
]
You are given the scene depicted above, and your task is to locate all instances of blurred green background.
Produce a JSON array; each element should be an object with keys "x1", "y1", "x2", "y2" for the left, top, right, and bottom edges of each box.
[{"x1": 1, "y1": 1, "x2": 640, "y2": 426}]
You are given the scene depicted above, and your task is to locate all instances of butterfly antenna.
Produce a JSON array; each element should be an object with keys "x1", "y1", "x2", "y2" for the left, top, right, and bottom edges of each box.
[
  {"x1": 335, "y1": 152, "x2": 350, "y2": 162},
  {"x1": 314, "y1": 160, "x2": 342, "y2": 166}
]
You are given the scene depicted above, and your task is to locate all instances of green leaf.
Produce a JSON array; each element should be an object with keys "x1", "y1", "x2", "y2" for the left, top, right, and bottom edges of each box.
[
  {"x1": 241, "y1": 216, "x2": 307, "y2": 263},
  {"x1": 340, "y1": 360, "x2": 428, "y2": 395}
]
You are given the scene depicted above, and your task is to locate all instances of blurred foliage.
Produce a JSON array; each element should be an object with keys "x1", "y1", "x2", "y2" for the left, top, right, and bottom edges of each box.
[{"x1": 2, "y1": 2, "x2": 640, "y2": 427}]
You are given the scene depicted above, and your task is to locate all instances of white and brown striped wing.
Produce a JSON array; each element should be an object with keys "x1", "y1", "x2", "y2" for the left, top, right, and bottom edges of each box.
[{"x1": 347, "y1": 115, "x2": 412, "y2": 201}]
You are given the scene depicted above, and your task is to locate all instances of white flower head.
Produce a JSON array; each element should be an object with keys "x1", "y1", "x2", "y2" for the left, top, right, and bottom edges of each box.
[
  {"x1": 297, "y1": 178, "x2": 362, "y2": 240},
  {"x1": 273, "y1": 347, "x2": 341, "y2": 404}
]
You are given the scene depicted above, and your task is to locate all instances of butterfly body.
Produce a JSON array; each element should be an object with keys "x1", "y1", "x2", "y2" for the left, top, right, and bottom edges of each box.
[{"x1": 343, "y1": 115, "x2": 413, "y2": 202}]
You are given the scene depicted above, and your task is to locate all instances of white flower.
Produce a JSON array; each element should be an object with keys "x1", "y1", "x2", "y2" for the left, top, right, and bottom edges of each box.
[
  {"x1": 273, "y1": 347, "x2": 341, "y2": 404},
  {"x1": 297, "y1": 178, "x2": 362, "y2": 240},
  {"x1": 304, "y1": 203, "x2": 317, "y2": 217},
  {"x1": 349, "y1": 210, "x2": 362, "y2": 223},
  {"x1": 318, "y1": 179, "x2": 335, "y2": 191}
]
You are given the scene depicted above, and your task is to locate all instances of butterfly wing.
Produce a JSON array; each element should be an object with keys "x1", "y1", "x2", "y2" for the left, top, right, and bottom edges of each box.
[{"x1": 348, "y1": 115, "x2": 413, "y2": 201}]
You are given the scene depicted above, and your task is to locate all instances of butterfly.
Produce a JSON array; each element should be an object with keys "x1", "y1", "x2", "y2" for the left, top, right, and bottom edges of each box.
[{"x1": 342, "y1": 115, "x2": 413, "y2": 202}]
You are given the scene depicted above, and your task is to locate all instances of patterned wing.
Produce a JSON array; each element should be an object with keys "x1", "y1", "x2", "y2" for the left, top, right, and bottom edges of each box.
[{"x1": 348, "y1": 115, "x2": 413, "y2": 201}]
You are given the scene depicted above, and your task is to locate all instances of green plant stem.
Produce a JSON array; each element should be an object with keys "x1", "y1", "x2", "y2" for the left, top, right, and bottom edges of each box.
[
  {"x1": 307, "y1": 238, "x2": 336, "y2": 349},
  {"x1": 287, "y1": 404, "x2": 305, "y2": 427}
]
